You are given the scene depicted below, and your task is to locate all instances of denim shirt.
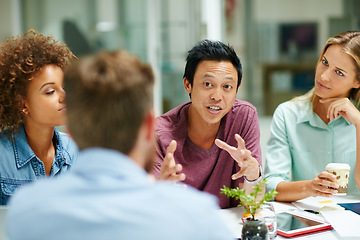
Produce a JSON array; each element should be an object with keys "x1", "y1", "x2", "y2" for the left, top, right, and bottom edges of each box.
[{"x1": 0, "y1": 125, "x2": 78, "y2": 205}]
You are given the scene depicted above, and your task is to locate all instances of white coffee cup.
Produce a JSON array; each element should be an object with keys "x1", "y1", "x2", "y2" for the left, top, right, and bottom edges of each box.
[{"x1": 326, "y1": 163, "x2": 350, "y2": 195}]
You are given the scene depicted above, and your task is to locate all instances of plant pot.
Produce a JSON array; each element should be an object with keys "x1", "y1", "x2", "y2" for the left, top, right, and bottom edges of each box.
[{"x1": 242, "y1": 218, "x2": 269, "y2": 240}]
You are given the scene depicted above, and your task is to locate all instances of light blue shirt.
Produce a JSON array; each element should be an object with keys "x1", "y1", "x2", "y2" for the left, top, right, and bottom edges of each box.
[
  {"x1": 6, "y1": 148, "x2": 233, "y2": 240},
  {"x1": 0, "y1": 125, "x2": 78, "y2": 205},
  {"x1": 265, "y1": 99, "x2": 359, "y2": 195}
]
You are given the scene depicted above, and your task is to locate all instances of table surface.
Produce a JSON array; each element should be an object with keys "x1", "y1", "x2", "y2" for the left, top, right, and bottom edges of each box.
[
  {"x1": 218, "y1": 195, "x2": 360, "y2": 240},
  {"x1": 2, "y1": 196, "x2": 360, "y2": 240}
]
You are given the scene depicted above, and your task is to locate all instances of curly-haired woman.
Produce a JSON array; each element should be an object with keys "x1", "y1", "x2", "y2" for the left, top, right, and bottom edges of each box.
[{"x1": 0, "y1": 30, "x2": 78, "y2": 205}]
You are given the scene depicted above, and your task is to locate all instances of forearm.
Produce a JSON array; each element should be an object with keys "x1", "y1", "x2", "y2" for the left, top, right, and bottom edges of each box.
[{"x1": 274, "y1": 180, "x2": 312, "y2": 202}]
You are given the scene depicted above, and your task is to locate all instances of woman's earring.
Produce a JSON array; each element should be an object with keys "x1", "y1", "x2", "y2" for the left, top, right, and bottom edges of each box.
[{"x1": 22, "y1": 109, "x2": 28, "y2": 114}]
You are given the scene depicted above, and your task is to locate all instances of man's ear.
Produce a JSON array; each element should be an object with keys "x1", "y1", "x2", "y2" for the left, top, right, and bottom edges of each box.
[
  {"x1": 183, "y1": 78, "x2": 192, "y2": 94},
  {"x1": 144, "y1": 109, "x2": 155, "y2": 141}
]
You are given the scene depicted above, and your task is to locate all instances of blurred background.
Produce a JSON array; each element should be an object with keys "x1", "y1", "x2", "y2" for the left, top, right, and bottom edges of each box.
[{"x1": 1, "y1": 0, "x2": 359, "y2": 161}]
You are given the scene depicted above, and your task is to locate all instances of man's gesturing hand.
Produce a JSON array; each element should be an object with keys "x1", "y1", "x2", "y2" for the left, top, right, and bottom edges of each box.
[
  {"x1": 215, "y1": 134, "x2": 260, "y2": 181},
  {"x1": 157, "y1": 140, "x2": 186, "y2": 182}
]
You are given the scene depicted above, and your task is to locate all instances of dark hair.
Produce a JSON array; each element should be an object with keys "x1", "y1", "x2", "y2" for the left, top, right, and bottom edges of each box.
[
  {"x1": 0, "y1": 29, "x2": 74, "y2": 134},
  {"x1": 64, "y1": 50, "x2": 154, "y2": 154},
  {"x1": 183, "y1": 39, "x2": 242, "y2": 88}
]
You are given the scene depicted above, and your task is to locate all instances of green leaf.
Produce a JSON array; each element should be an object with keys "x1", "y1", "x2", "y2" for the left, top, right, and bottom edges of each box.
[{"x1": 220, "y1": 178, "x2": 278, "y2": 220}]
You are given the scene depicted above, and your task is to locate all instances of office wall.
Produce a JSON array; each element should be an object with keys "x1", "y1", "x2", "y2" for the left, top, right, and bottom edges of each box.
[
  {"x1": 0, "y1": 0, "x2": 21, "y2": 41},
  {"x1": 244, "y1": 0, "x2": 345, "y2": 115}
]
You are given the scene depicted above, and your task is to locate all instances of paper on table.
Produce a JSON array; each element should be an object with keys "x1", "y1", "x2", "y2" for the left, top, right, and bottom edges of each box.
[
  {"x1": 292, "y1": 196, "x2": 344, "y2": 212},
  {"x1": 321, "y1": 210, "x2": 360, "y2": 238},
  {"x1": 271, "y1": 201, "x2": 297, "y2": 213}
]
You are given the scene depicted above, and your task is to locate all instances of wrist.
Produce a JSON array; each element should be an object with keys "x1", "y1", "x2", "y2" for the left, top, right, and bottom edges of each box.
[{"x1": 244, "y1": 165, "x2": 263, "y2": 184}]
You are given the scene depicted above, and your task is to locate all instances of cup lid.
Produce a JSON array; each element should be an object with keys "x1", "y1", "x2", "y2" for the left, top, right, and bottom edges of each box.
[{"x1": 326, "y1": 163, "x2": 350, "y2": 170}]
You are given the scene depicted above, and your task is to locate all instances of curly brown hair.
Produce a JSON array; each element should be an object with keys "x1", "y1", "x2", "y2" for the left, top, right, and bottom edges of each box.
[{"x1": 0, "y1": 29, "x2": 74, "y2": 134}]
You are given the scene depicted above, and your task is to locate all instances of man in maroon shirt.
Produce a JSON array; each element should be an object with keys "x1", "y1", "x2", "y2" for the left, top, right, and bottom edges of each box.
[{"x1": 152, "y1": 40, "x2": 263, "y2": 209}]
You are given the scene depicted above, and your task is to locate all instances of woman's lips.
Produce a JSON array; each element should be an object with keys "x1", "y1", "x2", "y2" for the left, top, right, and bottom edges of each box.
[{"x1": 317, "y1": 81, "x2": 330, "y2": 90}]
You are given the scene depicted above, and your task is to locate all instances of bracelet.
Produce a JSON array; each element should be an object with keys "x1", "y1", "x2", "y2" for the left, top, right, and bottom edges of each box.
[{"x1": 244, "y1": 165, "x2": 263, "y2": 184}]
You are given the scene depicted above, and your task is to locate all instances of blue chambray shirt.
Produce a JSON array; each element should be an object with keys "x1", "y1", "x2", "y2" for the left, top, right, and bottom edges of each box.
[
  {"x1": 7, "y1": 148, "x2": 233, "y2": 240},
  {"x1": 0, "y1": 125, "x2": 78, "y2": 205},
  {"x1": 265, "y1": 99, "x2": 360, "y2": 196}
]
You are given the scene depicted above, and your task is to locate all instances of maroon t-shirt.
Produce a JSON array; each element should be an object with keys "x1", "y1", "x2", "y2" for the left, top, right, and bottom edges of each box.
[{"x1": 153, "y1": 99, "x2": 262, "y2": 209}]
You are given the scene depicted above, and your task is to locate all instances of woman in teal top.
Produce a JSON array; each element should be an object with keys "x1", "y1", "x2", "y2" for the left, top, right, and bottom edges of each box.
[
  {"x1": 0, "y1": 30, "x2": 78, "y2": 205},
  {"x1": 265, "y1": 31, "x2": 360, "y2": 202}
]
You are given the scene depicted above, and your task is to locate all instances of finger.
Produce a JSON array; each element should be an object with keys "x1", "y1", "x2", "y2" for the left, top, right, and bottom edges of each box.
[
  {"x1": 160, "y1": 161, "x2": 185, "y2": 180},
  {"x1": 316, "y1": 178, "x2": 339, "y2": 190},
  {"x1": 232, "y1": 169, "x2": 244, "y2": 180},
  {"x1": 167, "y1": 140, "x2": 177, "y2": 155},
  {"x1": 310, "y1": 181, "x2": 337, "y2": 197},
  {"x1": 312, "y1": 184, "x2": 338, "y2": 196},
  {"x1": 166, "y1": 173, "x2": 186, "y2": 182},
  {"x1": 318, "y1": 171, "x2": 337, "y2": 180},
  {"x1": 327, "y1": 103, "x2": 336, "y2": 121},
  {"x1": 163, "y1": 140, "x2": 177, "y2": 167},
  {"x1": 313, "y1": 190, "x2": 334, "y2": 198},
  {"x1": 162, "y1": 155, "x2": 181, "y2": 174},
  {"x1": 234, "y1": 134, "x2": 245, "y2": 150},
  {"x1": 214, "y1": 138, "x2": 237, "y2": 152}
]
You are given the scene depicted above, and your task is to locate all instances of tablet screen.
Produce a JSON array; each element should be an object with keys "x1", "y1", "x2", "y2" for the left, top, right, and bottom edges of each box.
[{"x1": 277, "y1": 212, "x2": 323, "y2": 231}]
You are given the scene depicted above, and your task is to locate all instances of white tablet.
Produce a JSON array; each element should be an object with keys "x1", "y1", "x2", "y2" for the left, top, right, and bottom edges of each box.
[{"x1": 276, "y1": 212, "x2": 332, "y2": 238}]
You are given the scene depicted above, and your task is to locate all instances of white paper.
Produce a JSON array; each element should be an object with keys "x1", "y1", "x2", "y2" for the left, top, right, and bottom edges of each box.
[
  {"x1": 271, "y1": 201, "x2": 297, "y2": 213},
  {"x1": 292, "y1": 196, "x2": 344, "y2": 212},
  {"x1": 320, "y1": 210, "x2": 360, "y2": 238}
]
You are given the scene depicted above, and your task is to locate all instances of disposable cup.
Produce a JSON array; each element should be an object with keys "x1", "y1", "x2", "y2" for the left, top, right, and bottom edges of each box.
[{"x1": 326, "y1": 163, "x2": 350, "y2": 195}]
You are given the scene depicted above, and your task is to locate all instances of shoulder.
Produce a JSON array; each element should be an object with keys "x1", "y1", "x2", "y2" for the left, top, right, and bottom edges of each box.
[
  {"x1": 0, "y1": 132, "x2": 12, "y2": 146},
  {"x1": 232, "y1": 99, "x2": 257, "y2": 112},
  {"x1": 225, "y1": 99, "x2": 259, "y2": 123},
  {"x1": 0, "y1": 132, "x2": 15, "y2": 161},
  {"x1": 273, "y1": 99, "x2": 311, "y2": 119},
  {"x1": 230, "y1": 99, "x2": 258, "y2": 117},
  {"x1": 156, "y1": 102, "x2": 190, "y2": 129},
  {"x1": 155, "y1": 102, "x2": 190, "y2": 144}
]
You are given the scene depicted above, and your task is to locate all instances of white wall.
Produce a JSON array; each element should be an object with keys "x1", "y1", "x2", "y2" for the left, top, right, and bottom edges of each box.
[
  {"x1": 254, "y1": 0, "x2": 343, "y2": 50},
  {"x1": 0, "y1": 0, "x2": 21, "y2": 41}
]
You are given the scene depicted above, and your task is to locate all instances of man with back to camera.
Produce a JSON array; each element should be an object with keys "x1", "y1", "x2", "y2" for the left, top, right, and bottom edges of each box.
[
  {"x1": 6, "y1": 50, "x2": 234, "y2": 240},
  {"x1": 153, "y1": 40, "x2": 263, "y2": 209}
]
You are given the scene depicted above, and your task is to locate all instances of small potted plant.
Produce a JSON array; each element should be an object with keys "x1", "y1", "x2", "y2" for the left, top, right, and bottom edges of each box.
[{"x1": 221, "y1": 178, "x2": 278, "y2": 240}]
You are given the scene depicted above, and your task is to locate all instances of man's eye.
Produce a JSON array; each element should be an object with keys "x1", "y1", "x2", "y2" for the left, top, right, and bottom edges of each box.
[
  {"x1": 224, "y1": 85, "x2": 232, "y2": 90},
  {"x1": 204, "y1": 82, "x2": 212, "y2": 87}
]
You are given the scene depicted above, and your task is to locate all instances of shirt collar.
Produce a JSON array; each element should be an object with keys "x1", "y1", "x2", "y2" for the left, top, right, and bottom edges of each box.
[
  {"x1": 14, "y1": 125, "x2": 72, "y2": 169},
  {"x1": 296, "y1": 99, "x2": 351, "y2": 127},
  {"x1": 73, "y1": 148, "x2": 150, "y2": 182}
]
